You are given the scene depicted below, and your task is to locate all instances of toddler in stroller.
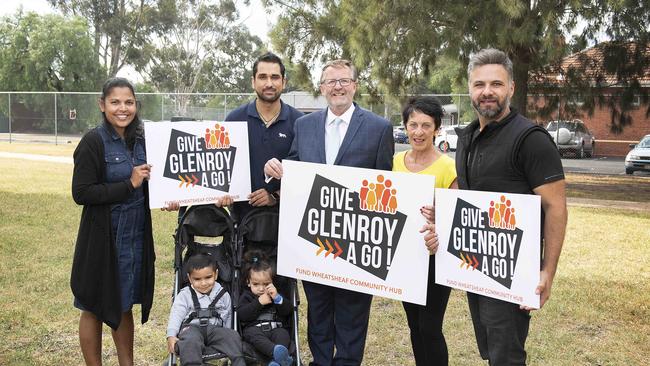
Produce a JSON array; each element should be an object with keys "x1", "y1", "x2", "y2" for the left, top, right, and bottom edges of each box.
[
  {"x1": 166, "y1": 253, "x2": 246, "y2": 366},
  {"x1": 166, "y1": 204, "x2": 243, "y2": 366},
  {"x1": 238, "y1": 250, "x2": 293, "y2": 366},
  {"x1": 235, "y1": 206, "x2": 301, "y2": 366}
]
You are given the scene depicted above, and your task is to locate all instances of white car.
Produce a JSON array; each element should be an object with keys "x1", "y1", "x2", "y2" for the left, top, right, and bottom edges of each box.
[
  {"x1": 625, "y1": 134, "x2": 650, "y2": 175},
  {"x1": 435, "y1": 125, "x2": 462, "y2": 152}
]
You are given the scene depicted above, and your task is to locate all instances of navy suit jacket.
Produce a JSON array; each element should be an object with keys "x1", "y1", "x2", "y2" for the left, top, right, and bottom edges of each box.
[{"x1": 286, "y1": 103, "x2": 394, "y2": 170}]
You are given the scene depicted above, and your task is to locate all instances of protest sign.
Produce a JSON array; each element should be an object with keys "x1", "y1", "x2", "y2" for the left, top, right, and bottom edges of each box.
[
  {"x1": 435, "y1": 188, "x2": 541, "y2": 308},
  {"x1": 144, "y1": 121, "x2": 251, "y2": 209},
  {"x1": 277, "y1": 160, "x2": 435, "y2": 305}
]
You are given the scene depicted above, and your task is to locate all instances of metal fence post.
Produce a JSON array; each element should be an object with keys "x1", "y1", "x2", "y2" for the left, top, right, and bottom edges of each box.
[
  {"x1": 54, "y1": 93, "x2": 58, "y2": 145},
  {"x1": 456, "y1": 94, "x2": 463, "y2": 126},
  {"x1": 556, "y1": 94, "x2": 561, "y2": 142},
  {"x1": 8, "y1": 93, "x2": 11, "y2": 143}
]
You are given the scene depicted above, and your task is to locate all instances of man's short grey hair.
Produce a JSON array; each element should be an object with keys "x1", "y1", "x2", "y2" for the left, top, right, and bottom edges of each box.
[
  {"x1": 320, "y1": 59, "x2": 358, "y2": 82},
  {"x1": 467, "y1": 48, "x2": 514, "y2": 82}
]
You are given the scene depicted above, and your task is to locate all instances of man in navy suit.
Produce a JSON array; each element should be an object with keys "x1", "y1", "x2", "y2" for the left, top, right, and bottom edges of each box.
[{"x1": 264, "y1": 59, "x2": 394, "y2": 365}]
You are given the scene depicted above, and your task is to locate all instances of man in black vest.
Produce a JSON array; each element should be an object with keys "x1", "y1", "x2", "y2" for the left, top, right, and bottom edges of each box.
[{"x1": 454, "y1": 48, "x2": 567, "y2": 365}]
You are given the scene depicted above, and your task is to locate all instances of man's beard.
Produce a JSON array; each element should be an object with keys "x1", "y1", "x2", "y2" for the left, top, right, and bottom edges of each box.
[
  {"x1": 256, "y1": 88, "x2": 281, "y2": 103},
  {"x1": 472, "y1": 96, "x2": 509, "y2": 119}
]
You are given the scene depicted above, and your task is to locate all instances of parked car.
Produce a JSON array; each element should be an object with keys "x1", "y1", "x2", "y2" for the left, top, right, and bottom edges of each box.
[
  {"x1": 393, "y1": 126, "x2": 408, "y2": 144},
  {"x1": 625, "y1": 134, "x2": 650, "y2": 175},
  {"x1": 545, "y1": 119, "x2": 595, "y2": 158},
  {"x1": 435, "y1": 125, "x2": 462, "y2": 152}
]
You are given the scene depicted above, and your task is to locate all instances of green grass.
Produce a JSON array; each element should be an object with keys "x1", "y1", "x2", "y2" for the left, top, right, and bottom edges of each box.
[{"x1": 1, "y1": 157, "x2": 649, "y2": 365}]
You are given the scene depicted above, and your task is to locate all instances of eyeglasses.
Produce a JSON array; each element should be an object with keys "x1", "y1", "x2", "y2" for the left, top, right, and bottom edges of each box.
[{"x1": 320, "y1": 78, "x2": 355, "y2": 87}]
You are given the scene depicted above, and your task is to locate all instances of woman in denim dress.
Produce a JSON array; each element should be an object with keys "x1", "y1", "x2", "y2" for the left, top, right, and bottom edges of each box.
[{"x1": 71, "y1": 77, "x2": 156, "y2": 365}]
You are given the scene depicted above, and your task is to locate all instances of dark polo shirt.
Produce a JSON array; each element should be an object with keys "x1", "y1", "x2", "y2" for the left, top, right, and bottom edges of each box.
[{"x1": 225, "y1": 99, "x2": 303, "y2": 218}]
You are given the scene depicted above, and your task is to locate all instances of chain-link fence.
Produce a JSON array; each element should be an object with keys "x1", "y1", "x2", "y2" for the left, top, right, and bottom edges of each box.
[
  {"x1": 0, "y1": 91, "x2": 472, "y2": 141},
  {"x1": 0, "y1": 92, "x2": 256, "y2": 144},
  {"x1": 0, "y1": 91, "x2": 645, "y2": 175}
]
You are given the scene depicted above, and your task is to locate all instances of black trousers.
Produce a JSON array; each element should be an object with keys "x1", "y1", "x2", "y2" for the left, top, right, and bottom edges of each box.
[
  {"x1": 242, "y1": 325, "x2": 291, "y2": 358},
  {"x1": 303, "y1": 281, "x2": 372, "y2": 366},
  {"x1": 402, "y1": 256, "x2": 452, "y2": 366},
  {"x1": 176, "y1": 324, "x2": 245, "y2": 366},
  {"x1": 467, "y1": 293, "x2": 531, "y2": 366}
]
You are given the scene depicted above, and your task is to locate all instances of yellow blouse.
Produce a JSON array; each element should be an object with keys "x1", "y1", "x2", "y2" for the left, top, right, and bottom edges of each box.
[{"x1": 392, "y1": 150, "x2": 457, "y2": 189}]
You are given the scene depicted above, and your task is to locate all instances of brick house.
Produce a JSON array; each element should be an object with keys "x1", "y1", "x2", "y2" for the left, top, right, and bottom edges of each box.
[{"x1": 528, "y1": 42, "x2": 650, "y2": 156}]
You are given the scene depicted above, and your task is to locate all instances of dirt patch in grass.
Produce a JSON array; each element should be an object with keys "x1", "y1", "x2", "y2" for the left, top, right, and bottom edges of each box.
[{"x1": 566, "y1": 173, "x2": 650, "y2": 202}]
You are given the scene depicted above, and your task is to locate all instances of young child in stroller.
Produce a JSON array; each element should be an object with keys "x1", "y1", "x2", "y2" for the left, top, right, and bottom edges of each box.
[
  {"x1": 166, "y1": 253, "x2": 246, "y2": 366},
  {"x1": 238, "y1": 250, "x2": 293, "y2": 366}
]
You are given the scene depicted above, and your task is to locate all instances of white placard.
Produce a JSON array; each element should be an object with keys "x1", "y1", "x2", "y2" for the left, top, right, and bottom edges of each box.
[
  {"x1": 144, "y1": 121, "x2": 251, "y2": 209},
  {"x1": 277, "y1": 160, "x2": 436, "y2": 305},
  {"x1": 435, "y1": 189, "x2": 541, "y2": 308}
]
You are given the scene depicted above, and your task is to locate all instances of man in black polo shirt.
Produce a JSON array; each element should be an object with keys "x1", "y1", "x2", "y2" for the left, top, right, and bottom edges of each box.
[
  {"x1": 454, "y1": 48, "x2": 567, "y2": 365},
  {"x1": 225, "y1": 52, "x2": 303, "y2": 220}
]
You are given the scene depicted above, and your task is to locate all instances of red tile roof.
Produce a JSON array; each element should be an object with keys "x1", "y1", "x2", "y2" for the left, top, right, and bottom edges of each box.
[{"x1": 531, "y1": 42, "x2": 650, "y2": 87}]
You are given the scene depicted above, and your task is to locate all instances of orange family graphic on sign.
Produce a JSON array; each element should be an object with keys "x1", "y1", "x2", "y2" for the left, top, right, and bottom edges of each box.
[
  {"x1": 489, "y1": 195, "x2": 518, "y2": 230},
  {"x1": 359, "y1": 174, "x2": 398, "y2": 214},
  {"x1": 204, "y1": 123, "x2": 231, "y2": 150}
]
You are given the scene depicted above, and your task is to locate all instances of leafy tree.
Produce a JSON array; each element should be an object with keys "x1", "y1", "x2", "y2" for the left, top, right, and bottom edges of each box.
[
  {"x1": 48, "y1": 0, "x2": 164, "y2": 79},
  {"x1": 0, "y1": 12, "x2": 102, "y2": 91},
  {"x1": 0, "y1": 11, "x2": 103, "y2": 132},
  {"x1": 141, "y1": 0, "x2": 262, "y2": 115},
  {"x1": 269, "y1": 0, "x2": 649, "y2": 132}
]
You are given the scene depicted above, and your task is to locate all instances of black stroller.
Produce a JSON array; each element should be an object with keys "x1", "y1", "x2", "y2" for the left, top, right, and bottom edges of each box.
[
  {"x1": 234, "y1": 206, "x2": 302, "y2": 366},
  {"x1": 167, "y1": 204, "x2": 237, "y2": 366}
]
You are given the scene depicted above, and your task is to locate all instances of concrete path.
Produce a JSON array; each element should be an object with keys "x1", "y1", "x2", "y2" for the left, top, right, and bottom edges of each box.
[
  {"x1": 0, "y1": 151, "x2": 73, "y2": 164},
  {"x1": 567, "y1": 197, "x2": 650, "y2": 212}
]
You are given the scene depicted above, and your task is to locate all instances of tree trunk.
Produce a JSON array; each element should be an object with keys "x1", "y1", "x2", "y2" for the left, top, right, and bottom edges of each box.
[{"x1": 511, "y1": 53, "x2": 530, "y2": 118}]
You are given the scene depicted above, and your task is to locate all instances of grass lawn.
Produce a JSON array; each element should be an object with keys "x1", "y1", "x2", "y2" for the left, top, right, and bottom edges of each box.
[{"x1": 1, "y1": 154, "x2": 649, "y2": 365}]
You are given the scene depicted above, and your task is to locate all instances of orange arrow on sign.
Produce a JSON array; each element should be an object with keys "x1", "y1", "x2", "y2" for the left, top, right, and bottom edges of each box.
[
  {"x1": 333, "y1": 241, "x2": 343, "y2": 259},
  {"x1": 324, "y1": 239, "x2": 333, "y2": 257},
  {"x1": 316, "y1": 237, "x2": 325, "y2": 256}
]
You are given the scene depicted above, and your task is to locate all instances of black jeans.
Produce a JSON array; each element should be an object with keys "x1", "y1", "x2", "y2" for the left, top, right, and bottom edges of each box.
[
  {"x1": 402, "y1": 256, "x2": 452, "y2": 366},
  {"x1": 467, "y1": 293, "x2": 531, "y2": 366},
  {"x1": 242, "y1": 325, "x2": 291, "y2": 358}
]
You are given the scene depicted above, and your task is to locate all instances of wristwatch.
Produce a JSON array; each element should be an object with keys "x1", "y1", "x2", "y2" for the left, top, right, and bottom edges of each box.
[{"x1": 271, "y1": 191, "x2": 281, "y2": 203}]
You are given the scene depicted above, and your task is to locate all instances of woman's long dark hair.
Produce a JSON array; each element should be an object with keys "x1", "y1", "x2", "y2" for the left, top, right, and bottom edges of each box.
[{"x1": 100, "y1": 77, "x2": 142, "y2": 150}]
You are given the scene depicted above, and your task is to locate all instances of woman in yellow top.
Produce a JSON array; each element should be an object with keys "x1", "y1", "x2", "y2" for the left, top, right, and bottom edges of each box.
[{"x1": 394, "y1": 96, "x2": 457, "y2": 366}]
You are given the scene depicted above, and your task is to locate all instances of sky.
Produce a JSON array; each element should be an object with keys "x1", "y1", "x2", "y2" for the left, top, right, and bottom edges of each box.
[
  {"x1": 1, "y1": 0, "x2": 274, "y2": 42},
  {"x1": 2, "y1": 0, "x2": 275, "y2": 81}
]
